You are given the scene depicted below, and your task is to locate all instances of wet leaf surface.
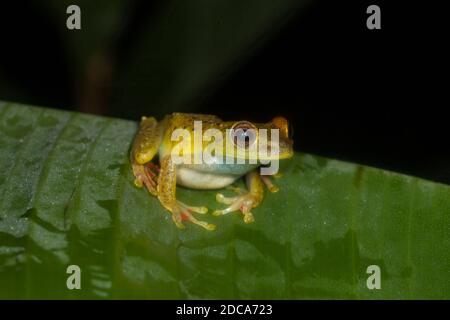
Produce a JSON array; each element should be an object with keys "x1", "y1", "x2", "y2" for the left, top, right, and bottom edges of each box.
[{"x1": 0, "y1": 101, "x2": 449, "y2": 299}]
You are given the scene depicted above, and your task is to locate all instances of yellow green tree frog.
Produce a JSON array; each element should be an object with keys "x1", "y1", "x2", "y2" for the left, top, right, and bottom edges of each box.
[{"x1": 130, "y1": 113, "x2": 293, "y2": 231}]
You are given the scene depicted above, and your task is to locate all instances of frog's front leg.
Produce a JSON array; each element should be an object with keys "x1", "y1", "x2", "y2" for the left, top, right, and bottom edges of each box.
[
  {"x1": 213, "y1": 170, "x2": 267, "y2": 223},
  {"x1": 157, "y1": 155, "x2": 216, "y2": 231}
]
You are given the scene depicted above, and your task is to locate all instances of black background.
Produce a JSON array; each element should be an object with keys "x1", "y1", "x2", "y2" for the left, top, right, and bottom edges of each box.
[
  {"x1": 0, "y1": 299, "x2": 445, "y2": 317},
  {"x1": 0, "y1": 0, "x2": 448, "y2": 183}
]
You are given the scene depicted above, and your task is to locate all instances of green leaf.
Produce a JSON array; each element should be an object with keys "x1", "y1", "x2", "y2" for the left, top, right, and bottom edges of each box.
[{"x1": 0, "y1": 101, "x2": 449, "y2": 299}]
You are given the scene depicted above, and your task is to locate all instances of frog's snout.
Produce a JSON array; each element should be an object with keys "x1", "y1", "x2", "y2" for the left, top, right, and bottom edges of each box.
[
  {"x1": 271, "y1": 116, "x2": 289, "y2": 139},
  {"x1": 269, "y1": 116, "x2": 294, "y2": 159}
]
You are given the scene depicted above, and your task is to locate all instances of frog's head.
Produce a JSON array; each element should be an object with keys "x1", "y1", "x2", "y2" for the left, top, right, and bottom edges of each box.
[
  {"x1": 221, "y1": 116, "x2": 294, "y2": 162},
  {"x1": 264, "y1": 116, "x2": 294, "y2": 160}
]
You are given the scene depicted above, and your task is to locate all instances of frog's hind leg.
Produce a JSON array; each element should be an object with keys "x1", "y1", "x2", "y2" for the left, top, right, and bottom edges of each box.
[
  {"x1": 157, "y1": 155, "x2": 216, "y2": 231},
  {"x1": 130, "y1": 116, "x2": 163, "y2": 195},
  {"x1": 213, "y1": 170, "x2": 264, "y2": 224},
  {"x1": 132, "y1": 161, "x2": 158, "y2": 195},
  {"x1": 143, "y1": 162, "x2": 161, "y2": 193}
]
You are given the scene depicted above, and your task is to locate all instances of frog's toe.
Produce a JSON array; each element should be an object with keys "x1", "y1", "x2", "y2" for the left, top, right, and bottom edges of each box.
[
  {"x1": 181, "y1": 210, "x2": 216, "y2": 230},
  {"x1": 172, "y1": 201, "x2": 215, "y2": 230},
  {"x1": 261, "y1": 175, "x2": 279, "y2": 193},
  {"x1": 145, "y1": 162, "x2": 160, "y2": 174},
  {"x1": 215, "y1": 193, "x2": 238, "y2": 205},
  {"x1": 132, "y1": 163, "x2": 157, "y2": 195},
  {"x1": 171, "y1": 207, "x2": 186, "y2": 229},
  {"x1": 177, "y1": 200, "x2": 208, "y2": 214},
  {"x1": 133, "y1": 178, "x2": 143, "y2": 188},
  {"x1": 215, "y1": 184, "x2": 250, "y2": 205},
  {"x1": 212, "y1": 193, "x2": 257, "y2": 224}
]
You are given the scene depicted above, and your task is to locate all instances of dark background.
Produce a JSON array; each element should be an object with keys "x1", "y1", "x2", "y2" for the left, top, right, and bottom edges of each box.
[{"x1": 0, "y1": 0, "x2": 448, "y2": 184}]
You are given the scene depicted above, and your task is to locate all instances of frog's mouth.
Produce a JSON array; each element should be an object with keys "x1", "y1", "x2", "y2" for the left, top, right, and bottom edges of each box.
[
  {"x1": 231, "y1": 139, "x2": 294, "y2": 162},
  {"x1": 258, "y1": 137, "x2": 294, "y2": 161},
  {"x1": 256, "y1": 151, "x2": 294, "y2": 162}
]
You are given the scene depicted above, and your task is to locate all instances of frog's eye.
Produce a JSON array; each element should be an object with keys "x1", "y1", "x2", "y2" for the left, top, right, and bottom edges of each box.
[
  {"x1": 270, "y1": 116, "x2": 289, "y2": 139},
  {"x1": 230, "y1": 121, "x2": 257, "y2": 149}
]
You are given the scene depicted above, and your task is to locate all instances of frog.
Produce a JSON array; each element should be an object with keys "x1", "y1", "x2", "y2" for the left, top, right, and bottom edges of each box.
[{"x1": 130, "y1": 113, "x2": 293, "y2": 231}]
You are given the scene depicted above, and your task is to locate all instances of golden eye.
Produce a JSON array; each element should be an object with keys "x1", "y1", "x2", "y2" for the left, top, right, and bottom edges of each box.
[{"x1": 230, "y1": 121, "x2": 257, "y2": 149}]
